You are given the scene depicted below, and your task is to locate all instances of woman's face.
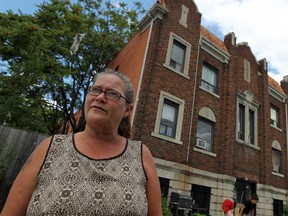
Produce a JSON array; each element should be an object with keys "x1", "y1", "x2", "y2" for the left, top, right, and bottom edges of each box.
[{"x1": 85, "y1": 74, "x2": 133, "y2": 131}]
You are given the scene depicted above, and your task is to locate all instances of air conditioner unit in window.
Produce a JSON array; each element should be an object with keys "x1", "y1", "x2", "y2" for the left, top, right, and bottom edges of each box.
[
  {"x1": 272, "y1": 165, "x2": 279, "y2": 172},
  {"x1": 196, "y1": 139, "x2": 206, "y2": 149}
]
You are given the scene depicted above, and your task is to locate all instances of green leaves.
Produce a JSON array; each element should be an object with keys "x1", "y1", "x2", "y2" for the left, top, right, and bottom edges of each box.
[{"x1": 0, "y1": 0, "x2": 145, "y2": 134}]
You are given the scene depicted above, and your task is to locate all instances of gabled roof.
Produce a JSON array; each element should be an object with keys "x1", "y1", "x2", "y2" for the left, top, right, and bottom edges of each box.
[
  {"x1": 200, "y1": 26, "x2": 228, "y2": 54},
  {"x1": 268, "y1": 76, "x2": 285, "y2": 95}
]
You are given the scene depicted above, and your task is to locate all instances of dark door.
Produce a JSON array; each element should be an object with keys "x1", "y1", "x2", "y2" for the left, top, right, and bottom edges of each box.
[{"x1": 191, "y1": 184, "x2": 211, "y2": 216}]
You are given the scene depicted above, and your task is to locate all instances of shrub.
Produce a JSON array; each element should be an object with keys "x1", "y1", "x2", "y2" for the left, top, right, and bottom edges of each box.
[
  {"x1": 284, "y1": 205, "x2": 288, "y2": 216},
  {"x1": 162, "y1": 196, "x2": 172, "y2": 216}
]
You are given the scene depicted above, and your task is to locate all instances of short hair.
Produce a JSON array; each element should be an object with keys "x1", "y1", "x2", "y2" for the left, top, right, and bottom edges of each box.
[
  {"x1": 94, "y1": 68, "x2": 134, "y2": 104},
  {"x1": 94, "y1": 68, "x2": 134, "y2": 138}
]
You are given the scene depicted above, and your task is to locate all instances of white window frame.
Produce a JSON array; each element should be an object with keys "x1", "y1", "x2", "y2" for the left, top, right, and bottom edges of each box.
[
  {"x1": 163, "y1": 32, "x2": 191, "y2": 78},
  {"x1": 151, "y1": 91, "x2": 184, "y2": 144},
  {"x1": 236, "y1": 91, "x2": 259, "y2": 148}
]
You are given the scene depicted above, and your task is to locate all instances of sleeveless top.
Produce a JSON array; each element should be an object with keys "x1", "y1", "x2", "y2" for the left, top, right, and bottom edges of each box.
[{"x1": 26, "y1": 134, "x2": 148, "y2": 216}]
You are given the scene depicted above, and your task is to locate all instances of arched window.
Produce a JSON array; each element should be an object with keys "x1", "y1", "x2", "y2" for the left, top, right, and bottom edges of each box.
[
  {"x1": 195, "y1": 107, "x2": 216, "y2": 152},
  {"x1": 272, "y1": 140, "x2": 282, "y2": 173}
]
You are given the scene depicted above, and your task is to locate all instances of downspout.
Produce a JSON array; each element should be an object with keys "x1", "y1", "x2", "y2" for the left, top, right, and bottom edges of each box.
[
  {"x1": 285, "y1": 101, "x2": 288, "y2": 191},
  {"x1": 286, "y1": 102, "x2": 288, "y2": 151},
  {"x1": 131, "y1": 13, "x2": 154, "y2": 125},
  {"x1": 186, "y1": 36, "x2": 202, "y2": 162}
]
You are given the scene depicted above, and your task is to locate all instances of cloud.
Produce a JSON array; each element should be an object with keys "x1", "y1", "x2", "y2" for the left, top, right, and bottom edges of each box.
[{"x1": 195, "y1": 0, "x2": 288, "y2": 83}]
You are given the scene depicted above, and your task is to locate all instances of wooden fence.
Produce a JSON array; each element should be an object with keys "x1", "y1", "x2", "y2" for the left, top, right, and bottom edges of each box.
[{"x1": 0, "y1": 125, "x2": 48, "y2": 208}]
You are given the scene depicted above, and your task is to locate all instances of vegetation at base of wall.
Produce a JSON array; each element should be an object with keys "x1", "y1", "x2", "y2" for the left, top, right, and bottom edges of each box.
[
  {"x1": 0, "y1": 144, "x2": 16, "y2": 210},
  {"x1": 192, "y1": 213, "x2": 205, "y2": 216},
  {"x1": 284, "y1": 205, "x2": 288, "y2": 216},
  {"x1": 162, "y1": 196, "x2": 172, "y2": 216}
]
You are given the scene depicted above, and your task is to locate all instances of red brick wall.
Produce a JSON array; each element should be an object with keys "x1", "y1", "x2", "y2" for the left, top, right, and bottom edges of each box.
[
  {"x1": 107, "y1": 0, "x2": 288, "y2": 190},
  {"x1": 132, "y1": 0, "x2": 202, "y2": 165}
]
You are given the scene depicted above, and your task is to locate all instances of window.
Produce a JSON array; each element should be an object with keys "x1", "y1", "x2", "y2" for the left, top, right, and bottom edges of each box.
[
  {"x1": 238, "y1": 104, "x2": 245, "y2": 140},
  {"x1": 164, "y1": 32, "x2": 191, "y2": 77},
  {"x1": 195, "y1": 107, "x2": 216, "y2": 154},
  {"x1": 273, "y1": 199, "x2": 283, "y2": 216},
  {"x1": 196, "y1": 117, "x2": 214, "y2": 152},
  {"x1": 159, "y1": 99, "x2": 178, "y2": 138},
  {"x1": 191, "y1": 184, "x2": 211, "y2": 215},
  {"x1": 272, "y1": 140, "x2": 282, "y2": 174},
  {"x1": 152, "y1": 91, "x2": 185, "y2": 144},
  {"x1": 237, "y1": 103, "x2": 257, "y2": 145},
  {"x1": 169, "y1": 40, "x2": 186, "y2": 73},
  {"x1": 201, "y1": 64, "x2": 218, "y2": 94},
  {"x1": 249, "y1": 109, "x2": 255, "y2": 144},
  {"x1": 272, "y1": 149, "x2": 281, "y2": 173},
  {"x1": 270, "y1": 106, "x2": 280, "y2": 128},
  {"x1": 159, "y1": 177, "x2": 170, "y2": 197},
  {"x1": 236, "y1": 91, "x2": 259, "y2": 146}
]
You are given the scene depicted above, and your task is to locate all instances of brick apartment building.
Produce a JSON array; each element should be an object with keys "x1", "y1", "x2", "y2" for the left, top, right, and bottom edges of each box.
[{"x1": 107, "y1": 0, "x2": 288, "y2": 215}]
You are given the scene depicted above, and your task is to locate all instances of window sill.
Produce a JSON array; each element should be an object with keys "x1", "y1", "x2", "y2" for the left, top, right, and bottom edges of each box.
[
  {"x1": 193, "y1": 147, "x2": 216, "y2": 157},
  {"x1": 272, "y1": 172, "x2": 284, "y2": 178},
  {"x1": 270, "y1": 124, "x2": 282, "y2": 132},
  {"x1": 163, "y1": 63, "x2": 190, "y2": 79},
  {"x1": 199, "y1": 86, "x2": 220, "y2": 99},
  {"x1": 236, "y1": 139, "x2": 260, "y2": 150},
  {"x1": 151, "y1": 132, "x2": 183, "y2": 145}
]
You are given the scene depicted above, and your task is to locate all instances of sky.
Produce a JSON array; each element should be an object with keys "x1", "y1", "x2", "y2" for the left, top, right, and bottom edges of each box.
[{"x1": 0, "y1": 0, "x2": 287, "y2": 84}]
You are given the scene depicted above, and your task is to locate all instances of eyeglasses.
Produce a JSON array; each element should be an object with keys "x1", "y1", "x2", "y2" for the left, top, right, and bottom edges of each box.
[{"x1": 89, "y1": 87, "x2": 129, "y2": 102}]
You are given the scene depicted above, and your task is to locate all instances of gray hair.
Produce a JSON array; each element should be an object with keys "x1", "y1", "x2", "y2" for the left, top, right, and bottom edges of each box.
[
  {"x1": 94, "y1": 68, "x2": 134, "y2": 104},
  {"x1": 94, "y1": 68, "x2": 134, "y2": 138}
]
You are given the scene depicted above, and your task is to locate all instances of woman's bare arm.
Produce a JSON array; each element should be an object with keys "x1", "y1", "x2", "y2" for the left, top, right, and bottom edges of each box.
[{"x1": 142, "y1": 144, "x2": 162, "y2": 216}]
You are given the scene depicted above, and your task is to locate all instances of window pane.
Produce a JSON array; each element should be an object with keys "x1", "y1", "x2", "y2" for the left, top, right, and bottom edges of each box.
[
  {"x1": 270, "y1": 108, "x2": 277, "y2": 120},
  {"x1": 159, "y1": 125, "x2": 166, "y2": 135},
  {"x1": 196, "y1": 118, "x2": 214, "y2": 151},
  {"x1": 166, "y1": 127, "x2": 174, "y2": 137},
  {"x1": 162, "y1": 103, "x2": 176, "y2": 122},
  {"x1": 270, "y1": 106, "x2": 279, "y2": 127},
  {"x1": 238, "y1": 104, "x2": 245, "y2": 140},
  {"x1": 196, "y1": 120, "x2": 212, "y2": 142},
  {"x1": 160, "y1": 100, "x2": 178, "y2": 138},
  {"x1": 272, "y1": 149, "x2": 281, "y2": 165},
  {"x1": 202, "y1": 66, "x2": 216, "y2": 85},
  {"x1": 249, "y1": 109, "x2": 255, "y2": 144},
  {"x1": 272, "y1": 149, "x2": 281, "y2": 173},
  {"x1": 201, "y1": 66, "x2": 217, "y2": 93},
  {"x1": 170, "y1": 40, "x2": 186, "y2": 73}
]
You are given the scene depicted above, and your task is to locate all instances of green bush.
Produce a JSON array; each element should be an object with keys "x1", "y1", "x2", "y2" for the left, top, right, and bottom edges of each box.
[
  {"x1": 284, "y1": 205, "x2": 288, "y2": 216},
  {"x1": 0, "y1": 144, "x2": 16, "y2": 210},
  {"x1": 162, "y1": 196, "x2": 171, "y2": 216},
  {"x1": 192, "y1": 213, "x2": 206, "y2": 216}
]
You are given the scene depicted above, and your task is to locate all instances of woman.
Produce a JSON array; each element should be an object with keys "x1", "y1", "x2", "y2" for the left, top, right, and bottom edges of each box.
[{"x1": 1, "y1": 69, "x2": 162, "y2": 215}]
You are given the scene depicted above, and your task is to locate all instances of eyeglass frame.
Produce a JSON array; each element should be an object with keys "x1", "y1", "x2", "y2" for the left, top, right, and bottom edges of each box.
[{"x1": 88, "y1": 87, "x2": 129, "y2": 103}]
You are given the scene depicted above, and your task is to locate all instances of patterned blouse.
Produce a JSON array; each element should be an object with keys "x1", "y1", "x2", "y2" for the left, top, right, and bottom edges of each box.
[{"x1": 27, "y1": 134, "x2": 148, "y2": 215}]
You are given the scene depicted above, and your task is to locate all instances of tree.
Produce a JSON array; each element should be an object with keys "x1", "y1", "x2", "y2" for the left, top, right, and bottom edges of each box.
[{"x1": 0, "y1": 0, "x2": 145, "y2": 134}]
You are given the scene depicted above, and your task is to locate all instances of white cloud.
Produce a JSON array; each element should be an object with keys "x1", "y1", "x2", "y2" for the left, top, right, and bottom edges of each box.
[{"x1": 195, "y1": 0, "x2": 288, "y2": 83}]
